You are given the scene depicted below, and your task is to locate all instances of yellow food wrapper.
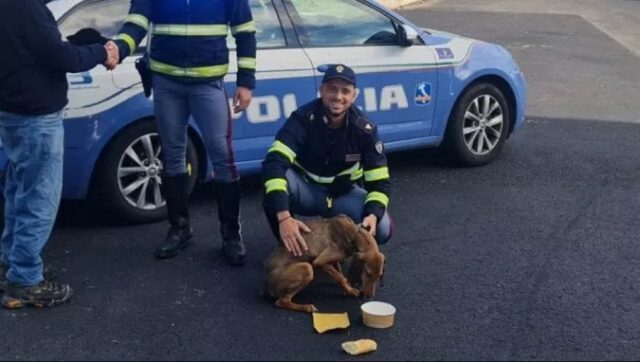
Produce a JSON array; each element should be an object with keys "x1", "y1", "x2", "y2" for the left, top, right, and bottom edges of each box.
[{"x1": 312, "y1": 312, "x2": 350, "y2": 334}]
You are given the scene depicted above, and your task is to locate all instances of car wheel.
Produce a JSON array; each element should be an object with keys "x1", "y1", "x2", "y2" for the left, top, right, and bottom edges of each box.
[
  {"x1": 96, "y1": 119, "x2": 199, "y2": 224},
  {"x1": 444, "y1": 83, "x2": 510, "y2": 166}
]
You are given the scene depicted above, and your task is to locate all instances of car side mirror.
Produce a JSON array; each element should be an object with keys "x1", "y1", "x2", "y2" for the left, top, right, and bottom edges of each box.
[{"x1": 397, "y1": 24, "x2": 418, "y2": 47}]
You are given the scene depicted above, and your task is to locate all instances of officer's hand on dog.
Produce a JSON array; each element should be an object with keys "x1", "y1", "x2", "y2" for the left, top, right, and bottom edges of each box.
[
  {"x1": 233, "y1": 86, "x2": 252, "y2": 113},
  {"x1": 362, "y1": 214, "x2": 377, "y2": 237},
  {"x1": 278, "y1": 212, "x2": 310, "y2": 256}
]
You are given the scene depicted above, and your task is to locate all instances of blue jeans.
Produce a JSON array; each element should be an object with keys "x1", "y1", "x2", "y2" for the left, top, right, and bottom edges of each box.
[
  {"x1": 267, "y1": 169, "x2": 393, "y2": 244},
  {"x1": 0, "y1": 110, "x2": 64, "y2": 286},
  {"x1": 153, "y1": 75, "x2": 238, "y2": 182}
]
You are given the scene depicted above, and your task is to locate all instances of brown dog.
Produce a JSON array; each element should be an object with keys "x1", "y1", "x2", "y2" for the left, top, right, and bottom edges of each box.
[{"x1": 264, "y1": 214, "x2": 385, "y2": 313}]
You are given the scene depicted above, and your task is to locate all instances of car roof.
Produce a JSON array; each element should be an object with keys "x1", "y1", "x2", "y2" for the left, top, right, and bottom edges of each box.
[{"x1": 47, "y1": 0, "x2": 85, "y2": 20}]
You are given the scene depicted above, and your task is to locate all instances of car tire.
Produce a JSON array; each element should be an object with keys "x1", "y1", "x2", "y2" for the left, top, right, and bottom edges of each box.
[
  {"x1": 96, "y1": 119, "x2": 199, "y2": 224},
  {"x1": 444, "y1": 83, "x2": 511, "y2": 166}
]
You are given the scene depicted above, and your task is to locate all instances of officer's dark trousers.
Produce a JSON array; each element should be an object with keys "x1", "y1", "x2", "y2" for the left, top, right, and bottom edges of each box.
[{"x1": 264, "y1": 169, "x2": 393, "y2": 245}]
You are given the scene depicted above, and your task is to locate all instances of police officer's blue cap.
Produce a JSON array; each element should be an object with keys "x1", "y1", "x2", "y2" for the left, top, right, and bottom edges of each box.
[{"x1": 320, "y1": 64, "x2": 356, "y2": 86}]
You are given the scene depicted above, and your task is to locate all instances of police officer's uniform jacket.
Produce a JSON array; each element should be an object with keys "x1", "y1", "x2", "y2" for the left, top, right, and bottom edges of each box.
[
  {"x1": 114, "y1": 0, "x2": 256, "y2": 89},
  {"x1": 262, "y1": 99, "x2": 391, "y2": 222}
]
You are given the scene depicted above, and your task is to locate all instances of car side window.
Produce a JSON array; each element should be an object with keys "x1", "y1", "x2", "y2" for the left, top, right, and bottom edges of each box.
[
  {"x1": 228, "y1": 0, "x2": 286, "y2": 49},
  {"x1": 285, "y1": 0, "x2": 398, "y2": 47},
  {"x1": 58, "y1": 0, "x2": 132, "y2": 40}
]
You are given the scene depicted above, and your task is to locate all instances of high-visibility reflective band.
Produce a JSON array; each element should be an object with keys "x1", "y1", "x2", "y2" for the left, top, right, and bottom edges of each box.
[
  {"x1": 294, "y1": 162, "x2": 362, "y2": 184},
  {"x1": 231, "y1": 20, "x2": 256, "y2": 34},
  {"x1": 151, "y1": 24, "x2": 228, "y2": 36},
  {"x1": 265, "y1": 178, "x2": 288, "y2": 194},
  {"x1": 115, "y1": 33, "x2": 136, "y2": 54},
  {"x1": 351, "y1": 167, "x2": 363, "y2": 181},
  {"x1": 337, "y1": 162, "x2": 363, "y2": 181},
  {"x1": 267, "y1": 140, "x2": 296, "y2": 163},
  {"x1": 293, "y1": 161, "x2": 334, "y2": 184},
  {"x1": 365, "y1": 191, "x2": 389, "y2": 207},
  {"x1": 125, "y1": 14, "x2": 149, "y2": 31},
  {"x1": 364, "y1": 166, "x2": 390, "y2": 182},
  {"x1": 149, "y1": 59, "x2": 229, "y2": 78},
  {"x1": 238, "y1": 57, "x2": 256, "y2": 70}
]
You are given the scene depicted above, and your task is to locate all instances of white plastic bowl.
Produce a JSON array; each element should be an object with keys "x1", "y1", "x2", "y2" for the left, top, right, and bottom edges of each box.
[{"x1": 361, "y1": 301, "x2": 396, "y2": 328}]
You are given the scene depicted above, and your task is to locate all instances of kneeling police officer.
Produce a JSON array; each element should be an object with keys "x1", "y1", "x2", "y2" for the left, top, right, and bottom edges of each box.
[{"x1": 262, "y1": 64, "x2": 393, "y2": 256}]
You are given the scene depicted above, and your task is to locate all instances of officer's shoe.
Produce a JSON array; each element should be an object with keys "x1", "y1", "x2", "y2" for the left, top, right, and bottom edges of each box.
[
  {"x1": 1, "y1": 280, "x2": 73, "y2": 309},
  {"x1": 222, "y1": 236, "x2": 246, "y2": 266},
  {"x1": 0, "y1": 264, "x2": 57, "y2": 292},
  {"x1": 155, "y1": 225, "x2": 193, "y2": 259}
]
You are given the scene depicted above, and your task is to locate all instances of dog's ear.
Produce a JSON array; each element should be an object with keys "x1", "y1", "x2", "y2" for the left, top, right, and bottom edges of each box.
[{"x1": 352, "y1": 227, "x2": 378, "y2": 253}]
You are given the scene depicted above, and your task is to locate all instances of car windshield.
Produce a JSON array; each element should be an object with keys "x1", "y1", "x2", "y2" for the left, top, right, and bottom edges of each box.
[
  {"x1": 286, "y1": 0, "x2": 397, "y2": 46},
  {"x1": 58, "y1": 0, "x2": 130, "y2": 39}
]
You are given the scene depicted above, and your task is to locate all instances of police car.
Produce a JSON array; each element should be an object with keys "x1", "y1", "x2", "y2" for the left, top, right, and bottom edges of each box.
[{"x1": 0, "y1": 0, "x2": 526, "y2": 223}]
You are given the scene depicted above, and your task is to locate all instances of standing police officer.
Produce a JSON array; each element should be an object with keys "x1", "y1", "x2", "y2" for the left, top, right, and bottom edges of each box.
[
  {"x1": 262, "y1": 64, "x2": 393, "y2": 256},
  {"x1": 112, "y1": 0, "x2": 256, "y2": 265}
]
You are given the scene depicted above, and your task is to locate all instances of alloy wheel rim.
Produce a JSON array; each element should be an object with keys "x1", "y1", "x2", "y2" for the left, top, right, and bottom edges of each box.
[
  {"x1": 462, "y1": 94, "x2": 504, "y2": 156},
  {"x1": 117, "y1": 133, "x2": 164, "y2": 210}
]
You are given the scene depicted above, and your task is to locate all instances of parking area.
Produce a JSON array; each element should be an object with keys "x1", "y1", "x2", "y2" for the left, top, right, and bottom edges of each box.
[{"x1": 2, "y1": 1, "x2": 640, "y2": 360}]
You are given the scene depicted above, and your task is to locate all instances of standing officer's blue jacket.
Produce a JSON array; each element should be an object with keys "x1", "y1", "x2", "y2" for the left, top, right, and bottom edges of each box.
[{"x1": 114, "y1": 0, "x2": 256, "y2": 89}]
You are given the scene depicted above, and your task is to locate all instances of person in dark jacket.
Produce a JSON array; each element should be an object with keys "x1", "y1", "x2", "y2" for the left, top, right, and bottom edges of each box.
[
  {"x1": 0, "y1": 0, "x2": 119, "y2": 309},
  {"x1": 112, "y1": 0, "x2": 256, "y2": 265},
  {"x1": 262, "y1": 64, "x2": 393, "y2": 257}
]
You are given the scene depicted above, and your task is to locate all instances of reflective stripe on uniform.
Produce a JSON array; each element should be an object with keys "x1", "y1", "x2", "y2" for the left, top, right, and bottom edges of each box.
[
  {"x1": 151, "y1": 24, "x2": 228, "y2": 36},
  {"x1": 149, "y1": 59, "x2": 229, "y2": 78},
  {"x1": 351, "y1": 167, "x2": 363, "y2": 181},
  {"x1": 295, "y1": 162, "x2": 362, "y2": 184},
  {"x1": 267, "y1": 140, "x2": 296, "y2": 163},
  {"x1": 238, "y1": 57, "x2": 257, "y2": 70},
  {"x1": 364, "y1": 166, "x2": 389, "y2": 182},
  {"x1": 337, "y1": 162, "x2": 363, "y2": 181},
  {"x1": 294, "y1": 161, "x2": 334, "y2": 183},
  {"x1": 125, "y1": 14, "x2": 149, "y2": 31},
  {"x1": 115, "y1": 33, "x2": 136, "y2": 54},
  {"x1": 231, "y1": 20, "x2": 256, "y2": 34},
  {"x1": 365, "y1": 191, "x2": 389, "y2": 207},
  {"x1": 265, "y1": 178, "x2": 288, "y2": 194}
]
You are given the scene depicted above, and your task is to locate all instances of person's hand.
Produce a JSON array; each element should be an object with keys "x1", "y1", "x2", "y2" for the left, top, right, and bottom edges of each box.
[
  {"x1": 233, "y1": 86, "x2": 252, "y2": 113},
  {"x1": 278, "y1": 215, "x2": 311, "y2": 256},
  {"x1": 103, "y1": 41, "x2": 119, "y2": 70},
  {"x1": 362, "y1": 214, "x2": 378, "y2": 237}
]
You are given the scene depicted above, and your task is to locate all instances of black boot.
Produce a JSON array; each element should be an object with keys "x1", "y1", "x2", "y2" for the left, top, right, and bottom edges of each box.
[
  {"x1": 155, "y1": 173, "x2": 193, "y2": 259},
  {"x1": 216, "y1": 181, "x2": 246, "y2": 266}
]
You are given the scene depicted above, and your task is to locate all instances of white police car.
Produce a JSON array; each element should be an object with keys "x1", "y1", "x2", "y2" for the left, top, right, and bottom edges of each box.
[{"x1": 1, "y1": 0, "x2": 526, "y2": 223}]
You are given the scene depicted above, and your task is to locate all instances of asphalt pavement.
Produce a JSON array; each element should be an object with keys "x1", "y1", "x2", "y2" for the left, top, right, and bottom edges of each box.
[{"x1": 2, "y1": 2, "x2": 640, "y2": 360}]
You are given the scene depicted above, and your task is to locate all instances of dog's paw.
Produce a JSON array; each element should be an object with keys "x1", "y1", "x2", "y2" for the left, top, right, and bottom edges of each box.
[
  {"x1": 304, "y1": 304, "x2": 319, "y2": 313},
  {"x1": 346, "y1": 287, "x2": 361, "y2": 298}
]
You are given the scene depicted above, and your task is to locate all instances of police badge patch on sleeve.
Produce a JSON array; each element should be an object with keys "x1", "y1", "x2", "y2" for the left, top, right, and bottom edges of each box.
[{"x1": 375, "y1": 141, "x2": 384, "y2": 154}]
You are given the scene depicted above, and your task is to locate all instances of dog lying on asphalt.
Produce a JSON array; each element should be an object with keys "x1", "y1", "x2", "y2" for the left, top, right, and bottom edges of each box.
[{"x1": 264, "y1": 214, "x2": 385, "y2": 313}]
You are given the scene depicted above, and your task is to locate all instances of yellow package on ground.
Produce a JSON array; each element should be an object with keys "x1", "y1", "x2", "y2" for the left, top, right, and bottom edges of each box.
[
  {"x1": 341, "y1": 339, "x2": 378, "y2": 355},
  {"x1": 312, "y1": 312, "x2": 350, "y2": 334}
]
